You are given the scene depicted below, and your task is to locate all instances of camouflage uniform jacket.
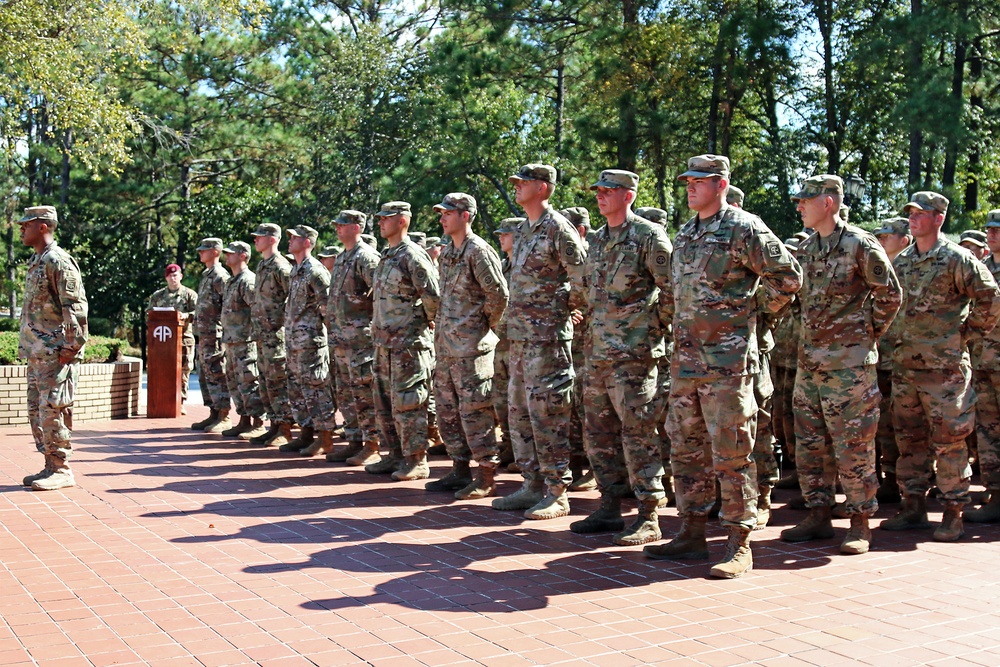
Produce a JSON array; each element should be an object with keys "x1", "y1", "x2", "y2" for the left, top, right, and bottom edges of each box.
[
  {"x1": 251, "y1": 253, "x2": 291, "y2": 338},
  {"x1": 771, "y1": 297, "x2": 800, "y2": 369},
  {"x1": 18, "y1": 242, "x2": 89, "y2": 360},
  {"x1": 435, "y1": 232, "x2": 508, "y2": 358},
  {"x1": 972, "y1": 256, "x2": 1000, "y2": 371},
  {"x1": 221, "y1": 269, "x2": 256, "y2": 344},
  {"x1": 892, "y1": 238, "x2": 1000, "y2": 371},
  {"x1": 285, "y1": 255, "x2": 330, "y2": 339},
  {"x1": 507, "y1": 206, "x2": 586, "y2": 342},
  {"x1": 796, "y1": 221, "x2": 901, "y2": 371},
  {"x1": 327, "y1": 242, "x2": 380, "y2": 348},
  {"x1": 148, "y1": 285, "x2": 197, "y2": 344},
  {"x1": 572, "y1": 236, "x2": 590, "y2": 350},
  {"x1": 582, "y1": 212, "x2": 672, "y2": 361},
  {"x1": 668, "y1": 204, "x2": 802, "y2": 378},
  {"x1": 372, "y1": 238, "x2": 440, "y2": 350},
  {"x1": 195, "y1": 263, "x2": 229, "y2": 340},
  {"x1": 496, "y1": 258, "x2": 512, "y2": 353}
]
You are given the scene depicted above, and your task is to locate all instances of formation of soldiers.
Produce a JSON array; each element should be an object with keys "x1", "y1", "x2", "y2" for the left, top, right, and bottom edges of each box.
[{"x1": 17, "y1": 152, "x2": 1000, "y2": 582}]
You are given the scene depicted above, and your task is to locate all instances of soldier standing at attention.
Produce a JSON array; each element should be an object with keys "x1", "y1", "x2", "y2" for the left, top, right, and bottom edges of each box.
[
  {"x1": 643, "y1": 155, "x2": 801, "y2": 579},
  {"x1": 425, "y1": 193, "x2": 508, "y2": 499},
  {"x1": 967, "y1": 209, "x2": 1000, "y2": 523},
  {"x1": 883, "y1": 192, "x2": 1000, "y2": 541},
  {"x1": 219, "y1": 241, "x2": 266, "y2": 439},
  {"x1": 148, "y1": 263, "x2": 197, "y2": 414},
  {"x1": 317, "y1": 244, "x2": 343, "y2": 434},
  {"x1": 248, "y1": 223, "x2": 294, "y2": 447},
  {"x1": 325, "y1": 211, "x2": 382, "y2": 467},
  {"x1": 369, "y1": 202, "x2": 441, "y2": 481},
  {"x1": 493, "y1": 164, "x2": 586, "y2": 520},
  {"x1": 959, "y1": 230, "x2": 989, "y2": 261},
  {"x1": 492, "y1": 219, "x2": 521, "y2": 470},
  {"x1": 281, "y1": 225, "x2": 338, "y2": 456},
  {"x1": 191, "y1": 238, "x2": 231, "y2": 434},
  {"x1": 568, "y1": 170, "x2": 672, "y2": 546},
  {"x1": 18, "y1": 206, "x2": 88, "y2": 491},
  {"x1": 779, "y1": 175, "x2": 901, "y2": 555}
]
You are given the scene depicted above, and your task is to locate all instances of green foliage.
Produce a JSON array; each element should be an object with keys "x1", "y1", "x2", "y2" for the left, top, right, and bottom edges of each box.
[
  {"x1": 0, "y1": 333, "x2": 138, "y2": 365},
  {"x1": 0, "y1": 318, "x2": 19, "y2": 333}
]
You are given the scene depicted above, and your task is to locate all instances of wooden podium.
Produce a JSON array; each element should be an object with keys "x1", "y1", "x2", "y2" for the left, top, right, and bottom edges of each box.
[{"x1": 147, "y1": 309, "x2": 184, "y2": 418}]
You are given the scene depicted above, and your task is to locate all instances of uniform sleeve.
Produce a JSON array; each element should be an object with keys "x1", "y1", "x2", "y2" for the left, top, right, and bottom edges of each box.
[
  {"x1": 472, "y1": 245, "x2": 508, "y2": 331},
  {"x1": 860, "y1": 237, "x2": 902, "y2": 341},
  {"x1": 358, "y1": 248, "x2": 379, "y2": 294},
  {"x1": 410, "y1": 251, "x2": 440, "y2": 321},
  {"x1": 960, "y1": 255, "x2": 1000, "y2": 341},
  {"x1": 744, "y1": 224, "x2": 802, "y2": 314},
  {"x1": 52, "y1": 257, "x2": 88, "y2": 355},
  {"x1": 553, "y1": 220, "x2": 587, "y2": 310},
  {"x1": 243, "y1": 274, "x2": 257, "y2": 310},
  {"x1": 644, "y1": 226, "x2": 674, "y2": 331},
  {"x1": 183, "y1": 289, "x2": 198, "y2": 319}
]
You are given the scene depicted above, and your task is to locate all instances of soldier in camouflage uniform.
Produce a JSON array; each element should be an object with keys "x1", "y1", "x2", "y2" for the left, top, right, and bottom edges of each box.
[
  {"x1": 872, "y1": 218, "x2": 911, "y2": 502},
  {"x1": 18, "y1": 206, "x2": 88, "y2": 491},
  {"x1": 281, "y1": 225, "x2": 338, "y2": 456},
  {"x1": 424, "y1": 193, "x2": 508, "y2": 499},
  {"x1": 492, "y1": 164, "x2": 587, "y2": 520},
  {"x1": 325, "y1": 211, "x2": 382, "y2": 467},
  {"x1": 968, "y1": 210, "x2": 1000, "y2": 523},
  {"x1": 778, "y1": 176, "x2": 901, "y2": 555},
  {"x1": 317, "y1": 244, "x2": 343, "y2": 428},
  {"x1": 220, "y1": 241, "x2": 265, "y2": 438},
  {"x1": 426, "y1": 237, "x2": 444, "y2": 266},
  {"x1": 406, "y1": 231, "x2": 444, "y2": 454},
  {"x1": 959, "y1": 230, "x2": 989, "y2": 261},
  {"x1": 249, "y1": 223, "x2": 294, "y2": 447},
  {"x1": 568, "y1": 170, "x2": 672, "y2": 547},
  {"x1": 492, "y1": 220, "x2": 521, "y2": 470},
  {"x1": 726, "y1": 185, "x2": 745, "y2": 208},
  {"x1": 643, "y1": 155, "x2": 801, "y2": 579},
  {"x1": 191, "y1": 238, "x2": 231, "y2": 433},
  {"x1": 148, "y1": 263, "x2": 197, "y2": 413},
  {"x1": 369, "y1": 201, "x2": 441, "y2": 481},
  {"x1": 883, "y1": 192, "x2": 1000, "y2": 542}
]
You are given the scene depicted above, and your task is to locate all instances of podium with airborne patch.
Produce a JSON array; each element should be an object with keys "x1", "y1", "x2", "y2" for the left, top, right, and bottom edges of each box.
[{"x1": 147, "y1": 309, "x2": 184, "y2": 418}]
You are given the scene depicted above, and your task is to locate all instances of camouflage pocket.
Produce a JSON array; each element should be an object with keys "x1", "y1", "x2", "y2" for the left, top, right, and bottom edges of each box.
[
  {"x1": 49, "y1": 363, "x2": 78, "y2": 410},
  {"x1": 398, "y1": 380, "x2": 429, "y2": 412},
  {"x1": 539, "y1": 378, "x2": 573, "y2": 417}
]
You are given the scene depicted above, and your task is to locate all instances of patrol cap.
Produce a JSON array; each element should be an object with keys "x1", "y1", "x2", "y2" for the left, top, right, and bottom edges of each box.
[
  {"x1": 164, "y1": 263, "x2": 182, "y2": 276},
  {"x1": 874, "y1": 217, "x2": 910, "y2": 236},
  {"x1": 726, "y1": 185, "x2": 745, "y2": 207},
  {"x1": 18, "y1": 205, "x2": 58, "y2": 226},
  {"x1": 494, "y1": 217, "x2": 523, "y2": 235},
  {"x1": 335, "y1": 210, "x2": 367, "y2": 226},
  {"x1": 408, "y1": 231, "x2": 427, "y2": 247},
  {"x1": 361, "y1": 233, "x2": 378, "y2": 247},
  {"x1": 250, "y1": 223, "x2": 281, "y2": 238},
  {"x1": 986, "y1": 210, "x2": 1000, "y2": 228},
  {"x1": 317, "y1": 245, "x2": 343, "y2": 258},
  {"x1": 433, "y1": 193, "x2": 478, "y2": 217},
  {"x1": 375, "y1": 201, "x2": 412, "y2": 217},
  {"x1": 425, "y1": 236, "x2": 444, "y2": 248},
  {"x1": 791, "y1": 174, "x2": 843, "y2": 201},
  {"x1": 222, "y1": 241, "x2": 252, "y2": 256},
  {"x1": 635, "y1": 207, "x2": 668, "y2": 226},
  {"x1": 286, "y1": 225, "x2": 318, "y2": 242},
  {"x1": 903, "y1": 191, "x2": 949, "y2": 215},
  {"x1": 590, "y1": 169, "x2": 639, "y2": 191},
  {"x1": 196, "y1": 237, "x2": 224, "y2": 251},
  {"x1": 678, "y1": 154, "x2": 730, "y2": 181},
  {"x1": 560, "y1": 207, "x2": 591, "y2": 229},
  {"x1": 960, "y1": 230, "x2": 987, "y2": 248},
  {"x1": 509, "y1": 164, "x2": 557, "y2": 184}
]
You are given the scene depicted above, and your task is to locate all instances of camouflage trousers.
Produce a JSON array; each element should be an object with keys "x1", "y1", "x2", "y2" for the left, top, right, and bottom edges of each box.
[
  {"x1": 332, "y1": 345, "x2": 377, "y2": 443},
  {"x1": 569, "y1": 338, "x2": 586, "y2": 460},
  {"x1": 754, "y1": 353, "x2": 779, "y2": 486},
  {"x1": 373, "y1": 345, "x2": 433, "y2": 458},
  {"x1": 655, "y1": 356, "x2": 672, "y2": 469},
  {"x1": 876, "y1": 368, "x2": 897, "y2": 475},
  {"x1": 583, "y1": 358, "x2": 665, "y2": 502},
  {"x1": 197, "y1": 335, "x2": 230, "y2": 411},
  {"x1": 181, "y1": 340, "x2": 194, "y2": 402},
  {"x1": 771, "y1": 362, "x2": 797, "y2": 465},
  {"x1": 286, "y1": 339, "x2": 335, "y2": 431},
  {"x1": 27, "y1": 355, "x2": 77, "y2": 462},
  {"x1": 224, "y1": 341, "x2": 265, "y2": 418},
  {"x1": 492, "y1": 347, "x2": 510, "y2": 448},
  {"x1": 892, "y1": 366, "x2": 974, "y2": 504},
  {"x1": 508, "y1": 340, "x2": 574, "y2": 491},
  {"x1": 793, "y1": 364, "x2": 879, "y2": 515},
  {"x1": 973, "y1": 370, "x2": 1000, "y2": 489},
  {"x1": 257, "y1": 332, "x2": 293, "y2": 425},
  {"x1": 436, "y1": 352, "x2": 499, "y2": 465},
  {"x1": 668, "y1": 374, "x2": 758, "y2": 530}
]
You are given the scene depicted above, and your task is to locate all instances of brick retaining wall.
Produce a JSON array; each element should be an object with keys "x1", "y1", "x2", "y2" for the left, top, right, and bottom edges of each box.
[{"x1": 0, "y1": 357, "x2": 143, "y2": 426}]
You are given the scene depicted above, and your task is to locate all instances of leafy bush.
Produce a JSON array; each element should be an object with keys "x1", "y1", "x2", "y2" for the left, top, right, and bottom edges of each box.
[
  {"x1": 0, "y1": 332, "x2": 139, "y2": 365},
  {"x1": 0, "y1": 317, "x2": 19, "y2": 332},
  {"x1": 88, "y1": 317, "x2": 116, "y2": 337}
]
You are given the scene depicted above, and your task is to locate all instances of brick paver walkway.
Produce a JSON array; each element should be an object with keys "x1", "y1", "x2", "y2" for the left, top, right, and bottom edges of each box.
[{"x1": 2, "y1": 406, "x2": 1000, "y2": 667}]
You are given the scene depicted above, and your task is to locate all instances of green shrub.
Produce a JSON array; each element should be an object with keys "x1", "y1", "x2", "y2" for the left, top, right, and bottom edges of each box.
[
  {"x1": 0, "y1": 317, "x2": 19, "y2": 332},
  {"x1": 0, "y1": 332, "x2": 139, "y2": 365},
  {"x1": 88, "y1": 317, "x2": 116, "y2": 337}
]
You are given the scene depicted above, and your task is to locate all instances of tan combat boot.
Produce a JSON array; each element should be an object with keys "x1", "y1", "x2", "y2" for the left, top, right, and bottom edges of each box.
[
  {"x1": 346, "y1": 441, "x2": 382, "y2": 466},
  {"x1": 614, "y1": 499, "x2": 662, "y2": 546},
  {"x1": 279, "y1": 425, "x2": 314, "y2": 452},
  {"x1": 266, "y1": 423, "x2": 293, "y2": 448},
  {"x1": 327, "y1": 441, "x2": 363, "y2": 463},
  {"x1": 455, "y1": 465, "x2": 497, "y2": 500},
  {"x1": 524, "y1": 487, "x2": 570, "y2": 520},
  {"x1": 301, "y1": 430, "x2": 335, "y2": 457},
  {"x1": 32, "y1": 456, "x2": 75, "y2": 491},
  {"x1": 841, "y1": 513, "x2": 872, "y2": 554},
  {"x1": 392, "y1": 453, "x2": 429, "y2": 481},
  {"x1": 239, "y1": 417, "x2": 267, "y2": 441},
  {"x1": 570, "y1": 495, "x2": 624, "y2": 534},
  {"x1": 964, "y1": 490, "x2": 1000, "y2": 523},
  {"x1": 23, "y1": 458, "x2": 53, "y2": 487},
  {"x1": 221, "y1": 415, "x2": 252, "y2": 437},
  {"x1": 933, "y1": 504, "x2": 965, "y2": 542},
  {"x1": 709, "y1": 526, "x2": 753, "y2": 579},
  {"x1": 204, "y1": 409, "x2": 232, "y2": 434},
  {"x1": 249, "y1": 421, "x2": 280, "y2": 445},
  {"x1": 755, "y1": 484, "x2": 773, "y2": 530},
  {"x1": 643, "y1": 516, "x2": 709, "y2": 560},
  {"x1": 366, "y1": 448, "x2": 402, "y2": 475},
  {"x1": 569, "y1": 454, "x2": 596, "y2": 492},
  {"x1": 780, "y1": 506, "x2": 835, "y2": 542},
  {"x1": 880, "y1": 494, "x2": 931, "y2": 531},
  {"x1": 191, "y1": 409, "x2": 218, "y2": 431},
  {"x1": 425, "y1": 460, "x2": 472, "y2": 492},
  {"x1": 492, "y1": 479, "x2": 544, "y2": 511},
  {"x1": 427, "y1": 422, "x2": 446, "y2": 456}
]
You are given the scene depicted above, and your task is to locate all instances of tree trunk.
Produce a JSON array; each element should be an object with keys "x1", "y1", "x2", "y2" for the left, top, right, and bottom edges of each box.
[
  {"x1": 555, "y1": 61, "x2": 565, "y2": 159},
  {"x1": 907, "y1": 0, "x2": 924, "y2": 189},
  {"x1": 964, "y1": 38, "x2": 983, "y2": 213},
  {"x1": 617, "y1": 0, "x2": 638, "y2": 170},
  {"x1": 941, "y1": 34, "x2": 966, "y2": 190},
  {"x1": 813, "y1": 0, "x2": 839, "y2": 172}
]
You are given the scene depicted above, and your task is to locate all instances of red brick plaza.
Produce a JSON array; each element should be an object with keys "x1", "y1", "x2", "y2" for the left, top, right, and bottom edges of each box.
[{"x1": 2, "y1": 406, "x2": 999, "y2": 667}]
